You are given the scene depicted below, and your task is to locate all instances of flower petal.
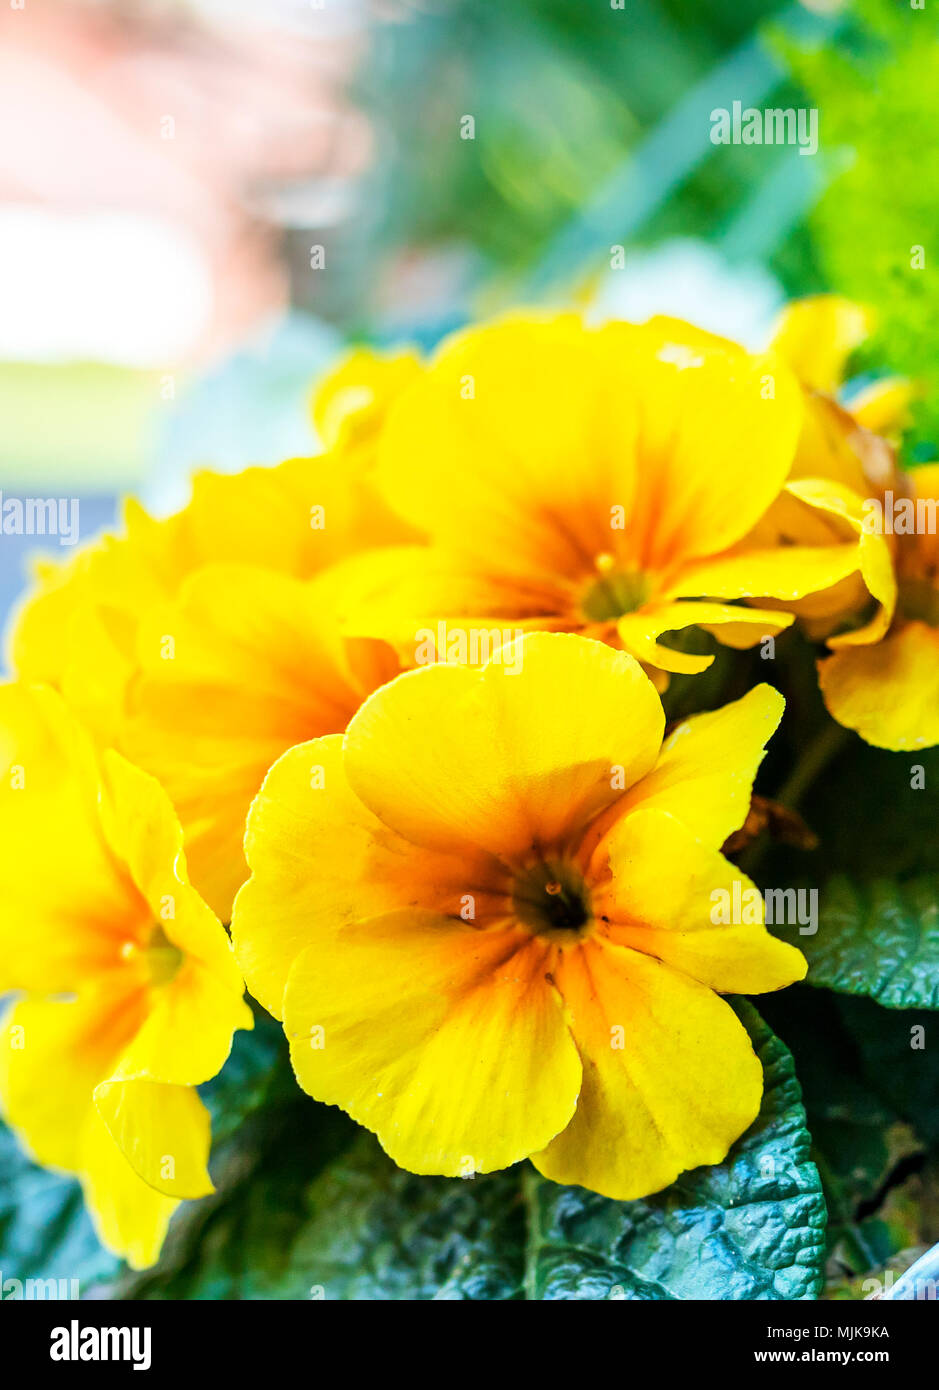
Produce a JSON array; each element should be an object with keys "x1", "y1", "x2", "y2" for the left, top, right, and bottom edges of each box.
[
  {"x1": 614, "y1": 317, "x2": 803, "y2": 568},
  {"x1": 819, "y1": 620, "x2": 939, "y2": 751},
  {"x1": 849, "y1": 376, "x2": 916, "y2": 437},
  {"x1": 97, "y1": 749, "x2": 249, "y2": 996},
  {"x1": 0, "y1": 685, "x2": 138, "y2": 992},
  {"x1": 80, "y1": 1107, "x2": 178, "y2": 1270},
  {"x1": 0, "y1": 981, "x2": 144, "y2": 1172},
  {"x1": 124, "y1": 564, "x2": 396, "y2": 918},
  {"x1": 107, "y1": 958, "x2": 252, "y2": 1088},
  {"x1": 785, "y1": 478, "x2": 897, "y2": 646},
  {"x1": 94, "y1": 1078, "x2": 214, "y2": 1199},
  {"x1": 283, "y1": 915, "x2": 581, "y2": 1176},
  {"x1": 311, "y1": 345, "x2": 422, "y2": 452},
  {"x1": 597, "y1": 808, "x2": 807, "y2": 991},
  {"x1": 531, "y1": 940, "x2": 763, "y2": 1200},
  {"x1": 603, "y1": 684, "x2": 786, "y2": 850},
  {"x1": 616, "y1": 601, "x2": 792, "y2": 674},
  {"x1": 376, "y1": 314, "x2": 642, "y2": 580},
  {"x1": 232, "y1": 734, "x2": 501, "y2": 1018},
  {"x1": 343, "y1": 632, "x2": 665, "y2": 857},
  {"x1": 770, "y1": 295, "x2": 872, "y2": 394}
]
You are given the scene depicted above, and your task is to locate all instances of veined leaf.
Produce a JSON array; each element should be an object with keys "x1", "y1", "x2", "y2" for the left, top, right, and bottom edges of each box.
[{"x1": 802, "y1": 876, "x2": 939, "y2": 1009}]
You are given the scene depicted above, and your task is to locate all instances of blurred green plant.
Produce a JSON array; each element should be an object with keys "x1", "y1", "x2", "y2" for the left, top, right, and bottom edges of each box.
[
  {"x1": 346, "y1": 0, "x2": 828, "y2": 319},
  {"x1": 787, "y1": 0, "x2": 939, "y2": 453}
]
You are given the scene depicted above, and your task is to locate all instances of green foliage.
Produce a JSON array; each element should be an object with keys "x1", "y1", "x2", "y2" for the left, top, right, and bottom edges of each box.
[
  {"x1": 760, "y1": 986, "x2": 939, "y2": 1298},
  {"x1": 788, "y1": 0, "x2": 939, "y2": 451},
  {"x1": 346, "y1": 0, "x2": 802, "y2": 300},
  {"x1": 801, "y1": 876, "x2": 939, "y2": 1009}
]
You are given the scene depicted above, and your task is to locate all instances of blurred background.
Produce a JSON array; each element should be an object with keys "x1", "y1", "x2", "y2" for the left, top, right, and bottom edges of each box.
[{"x1": 0, "y1": 0, "x2": 936, "y2": 626}]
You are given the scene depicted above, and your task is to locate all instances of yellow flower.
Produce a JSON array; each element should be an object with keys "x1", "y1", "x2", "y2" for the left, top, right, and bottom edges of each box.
[
  {"x1": 339, "y1": 313, "x2": 883, "y2": 683},
  {"x1": 770, "y1": 295, "x2": 915, "y2": 447},
  {"x1": 0, "y1": 684, "x2": 252, "y2": 1268},
  {"x1": 819, "y1": 464, "x2": 939, "y2": 750},
  {"x1": 232, "y1": 633, "x2": 805, "y2": 1200},
  {"x1": 7, "y1": 363, "x2": 420, "y2": 918},
  {"x1": 8, "y1": 415, "x2": 418, "y2": 747},
  {"x1": 720, "y1": 297, "x2": 904, "y2": 648},
  {"x1": 123, "y1": 568, "x2": 400, "y2": 920}
]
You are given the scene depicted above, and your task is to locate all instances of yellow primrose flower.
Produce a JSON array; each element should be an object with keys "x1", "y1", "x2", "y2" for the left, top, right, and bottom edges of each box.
[
  {"x1": 771, "y1": 295, "x2": 915, "y2": 446},
  {"x1": 0, "y1": 684, "x2": 252, "y2": 1268},
  {"x1": 8, "y1": 430, "x2": 418, "y2": 746},
  {"x1": 819, "y1": 464, "x2": 939, "y2": 750},
  {"x1": 231, "y1": 633, "x2": 805, "y2": 1200},
  {"x1": 122, "y1": 567, "x2": 400, "y2": 920},
  {"x1": 339, "y1": 313, "x2": 883, "y2": 683},
  {"x1": 708, "y1": 298, "x2": 904, "y2": 648}
]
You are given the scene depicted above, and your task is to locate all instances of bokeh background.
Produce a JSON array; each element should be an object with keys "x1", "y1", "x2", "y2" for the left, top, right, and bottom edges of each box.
[{"x1": 2, "y1": 0, "x2": 937, "y2": 642}]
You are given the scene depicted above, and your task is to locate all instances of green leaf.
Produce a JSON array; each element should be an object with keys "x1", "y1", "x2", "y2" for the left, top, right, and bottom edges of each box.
[
  {"x1": 122, "y1": 1003, "x2": 825, "y2": 1300},
  {"x1": 284, "y1": 1147, "x2": 525, "y2": 1300},
  {"x1": 759, "y1": 985, "x2": 937, "y2": 1293},
  {"x1": 801, "y1": 876, "x2": 939, "y2": 1009}
]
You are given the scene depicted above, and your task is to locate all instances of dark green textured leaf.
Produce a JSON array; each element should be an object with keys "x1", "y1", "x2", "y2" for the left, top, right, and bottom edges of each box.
[
  {"x1": 802, "y1": 877, "x2": 939, "y2": 1009},
  {"x1": 759, "y1": 985, "x2": 938, "y2": 1296},
  {"x1": 838, "y1": 996, "x2": 939, "y2": 1149},
  {"x1": 287, "y1": 1143, "x2": 524, "y2": 1300},
  {"x1": 526, "y1": 1002, "x2": 826, "y2": 1300}
]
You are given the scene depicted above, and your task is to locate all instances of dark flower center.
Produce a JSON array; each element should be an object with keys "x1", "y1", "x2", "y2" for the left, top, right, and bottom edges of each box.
[{"x1": 512, "y1": 859, "x2": 592, "y2": 938}]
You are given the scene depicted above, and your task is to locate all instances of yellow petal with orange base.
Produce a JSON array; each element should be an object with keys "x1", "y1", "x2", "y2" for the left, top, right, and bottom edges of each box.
[
  {"x1": 532, "y1": 940, "x2": 763, "y2": 1201},
  {"x1": 284, "y1": 916, "x2": 581, "y2": 1177},
  {"x1": 0, "y1": 685, "x2": 142, "y2": 993},
  {"x1": 232, "y1": 734, "x2": 502, "y2": 1019}
]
